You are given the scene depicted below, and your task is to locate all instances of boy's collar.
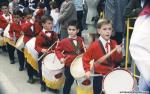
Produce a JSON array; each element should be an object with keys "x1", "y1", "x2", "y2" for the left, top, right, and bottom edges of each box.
[{"x1": 68, "y1": 36, "x2": 77, "y2": 39}]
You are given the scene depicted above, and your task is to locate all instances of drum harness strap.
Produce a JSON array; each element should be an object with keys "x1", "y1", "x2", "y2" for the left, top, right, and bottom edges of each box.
[{"x1": 98, "y1": 40, "x2": 112, "y2": 67}]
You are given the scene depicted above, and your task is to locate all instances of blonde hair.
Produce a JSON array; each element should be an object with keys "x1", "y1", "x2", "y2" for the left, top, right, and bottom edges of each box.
[{"x1": 97, "y1": 19, "x2": 112, "y2": 29}]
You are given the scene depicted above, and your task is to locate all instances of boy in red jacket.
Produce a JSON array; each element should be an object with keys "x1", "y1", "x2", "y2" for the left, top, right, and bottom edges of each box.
[
  {"x1": 34, "y1": 15, "x2": 58, "y2": 92},
  {"x1": 7, "y1": 9, "x2": 25, "y2": 71},
  {"x1": 82, "y1": 19, "x2": 123, "y2": 94},
  {"x1": 55, "y1": 20, "x2": 85, "y2": 94},
  {"x1": 0, "y1": 2, "x2": 12, "y2": 52}
]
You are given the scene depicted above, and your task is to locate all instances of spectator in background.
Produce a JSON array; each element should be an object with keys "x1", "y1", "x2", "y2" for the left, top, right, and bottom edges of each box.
[
  {"x1": 85, "y1": 0, "x2": 100, "y2": 45},
  {"x1": 73, "y1": 0, "x2": 84, "y2": 36},
  {"x1": 105, "y1": 0, "x2": 128, "y2": 44},
  {"x1": 123, "y1": 0, "x2": 142, "y2": 18},
  {"x1": 50, "y1": 1, "x2": 60, "y2": 34},
  {"x1": 58, "y1": 0, "x2": 77, "y2": 39},
  {"x1": 129, "y1": 0, "x2": 150, "y2": 91}
]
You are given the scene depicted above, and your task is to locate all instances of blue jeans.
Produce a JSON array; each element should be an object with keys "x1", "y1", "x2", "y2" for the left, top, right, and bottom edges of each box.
[{"x1": 139, "y1": 75, "x2": 150, "y2": 91}]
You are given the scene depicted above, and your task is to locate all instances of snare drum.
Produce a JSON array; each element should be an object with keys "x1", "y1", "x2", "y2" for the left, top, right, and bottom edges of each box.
[
  {"x1": 70, "y1": 54, "x2": 94, "y2": 94},
  {"x1": 70, "y1": 54, "x2": 94, "y2": 79},
  {"x1": 24, "y1": 37, "x2": 38, "y2": 71},
  {"x1": 42, "y1": 53, "x2": 65, "y2": 89},
  {"x1": 15, "y1": 35, "x2": 24, "y2": 51},
  {"x1": 0, "y1": 35, "x2": 4, "y2": 46},
  {"x1": 103, "y1": 69, "x2": 135, "y2": 94},
  {"x1": 76, "y1": 77, "x2": 93, "y2": 94}
]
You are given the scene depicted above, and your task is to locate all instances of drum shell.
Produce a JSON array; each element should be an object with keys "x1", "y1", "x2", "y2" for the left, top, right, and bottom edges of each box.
[
  {"x1": 0, "y1": 36, "x2": 4, "y2": 46},
  {"x1": 42, "y1": 53, "x2": 65, "y2": 89},
  {"x1": 15, "y1": 35, "x2": 24, "y2": 51},
  {"x1": 76, "y1": 77, "x2": 93, "y2": 94}
]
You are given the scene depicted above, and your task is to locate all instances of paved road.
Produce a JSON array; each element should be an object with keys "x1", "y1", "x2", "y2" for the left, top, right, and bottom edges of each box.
[{"x1": 0, "y1": 50, "x2": 76, "y2": 94}]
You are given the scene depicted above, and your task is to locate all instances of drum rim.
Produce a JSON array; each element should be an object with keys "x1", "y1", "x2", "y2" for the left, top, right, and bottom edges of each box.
[{"x1": 102, "y1": 68, "x2": 135, "y2": 91}]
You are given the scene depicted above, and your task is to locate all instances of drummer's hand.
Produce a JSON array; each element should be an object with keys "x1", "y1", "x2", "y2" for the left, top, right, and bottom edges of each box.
[
  {"x1": 60, "y1": 58, "x2": 65, "y2": 64},
  {"x1": 85, "y1": 71, "x2": 91, "y2": 78},
  {"x1": 41, "y1": 49, "x2": 47, "y2": 53},
  {"x1": 116, "y1": 45, "x2": 122, "y2": 53}
]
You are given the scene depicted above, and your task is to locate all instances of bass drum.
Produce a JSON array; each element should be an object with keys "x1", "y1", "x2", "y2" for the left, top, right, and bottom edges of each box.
[
  {"x1": 15, "y1": 35, "x2": 24, "y2": 51},
  {"x1": 103, "y1": 69, "x2": 136, "y2": 94},
  {"x1": 42, "y1": 53, "x2": 65, "y2": 89}
]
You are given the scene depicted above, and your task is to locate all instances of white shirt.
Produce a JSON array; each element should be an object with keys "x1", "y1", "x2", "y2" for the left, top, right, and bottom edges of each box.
[
  {"x1": 69, "y1": 36, "x2": 77, "y2": 46},
  {"x1": 99, "y1": 36, "x2": 110, "y2": 53}
]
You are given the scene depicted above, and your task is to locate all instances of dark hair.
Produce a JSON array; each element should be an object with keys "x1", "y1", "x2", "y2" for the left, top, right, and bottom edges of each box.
[
  {"x1": 0, "y1": 1, "x2": 9, "y2": 9},
  {"x1": 41, "y1": 15, "x2": 53, "y2": 23},
  {"x1": 50, "y1": 1, "x2": 57, "y2": 9},
  {"x1": 144, "y1": 0, "x2": 150, "y2": 7},
  {"x1": 38, "y1": 2, "x2": 45, "y2": 9},
  {"x1": 13, "y1": 9, "x2": 23, "y2": 17},
  {"x1": 23, "y1": 8, "x2": 33, "y2": 16},
  {"x1": 67, "y1": 20, "x2": 79, "y2": 29}
]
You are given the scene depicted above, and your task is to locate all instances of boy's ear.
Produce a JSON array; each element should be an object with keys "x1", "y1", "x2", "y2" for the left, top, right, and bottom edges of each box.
[
  {"x1": 42, "y1": 23, "x2": 44, "y2": 27},
  {"x1": 77, "y1": 29, "x2": 79, "y2": 33},
  {"x1": 97, "y1": 28, "x2": 101, "y2": 35}
]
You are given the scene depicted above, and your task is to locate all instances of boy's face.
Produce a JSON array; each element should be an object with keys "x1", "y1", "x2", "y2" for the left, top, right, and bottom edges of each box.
[
  {"x1": 67, "y1": 25, "x2": 79, "y2": 38},
  {"x1": 14, "y1": 15, "x2": 21, "y2": 24},
  {"x1": 1, "y1": 6, "x2": 9, "y2": 14},
  {"x1": 42, "y1": 20, "x2": 53, "y2": 31},
  {"x1": 25, "y1": 14, "x2": 32, "y2": 22},
  {"x1": 97, "y1": 23, "x2": 112, "y2": 41}
]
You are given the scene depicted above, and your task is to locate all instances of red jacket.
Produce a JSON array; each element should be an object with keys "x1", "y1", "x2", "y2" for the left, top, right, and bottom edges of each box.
[
  {"x1": 55, "y1": 37, "x2": 85, "y2": 67},
  {"x1": 35, "y1": 31, "x2": 58, "y2": 53},
  {"x1": 83, "y1": 40, "x2": 122, "y2": 75},
  {"x1": 9, "y1": 21, "x2": 22, "y2": 40},
  {"x1": 21, "y1": 21, "x2": 42, "y2": 43},
  {"x1": 0, "y1": 15, "x2": 8, "y2": 30}
]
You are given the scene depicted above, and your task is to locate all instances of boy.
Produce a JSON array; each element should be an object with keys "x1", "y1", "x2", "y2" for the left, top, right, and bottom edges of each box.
[
  {"x1": 55, "y1": 20, "x2": 85, "y2": 94},
  {"x1": 82, "y1": 19, "x2": 123, "y2": 94},
  {"x1": 7, "y1": 9, "x2": 25, "y2": 71},
  {"x1": 35, "y1": 15, "x2": 58, "y2": 92},
  {"x1": 0, "y1": 2, "x2": 12, "y2": 52}
]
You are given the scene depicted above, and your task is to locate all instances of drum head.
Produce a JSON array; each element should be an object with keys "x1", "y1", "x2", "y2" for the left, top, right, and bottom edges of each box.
[
  {"x1": 70, "y1": 54, "x2": 85, "y2": 79},
  {"x1": 42, "y1": 53, "x2": 64, "y2": 70},
  {"x1": 70, "y1": 54, "x2": 94, "y2": 79},
  {"x1": 103, "y1": 69, "x2": 134, "y2": 94}
]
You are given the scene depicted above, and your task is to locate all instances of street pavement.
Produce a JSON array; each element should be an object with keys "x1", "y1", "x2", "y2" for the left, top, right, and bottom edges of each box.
[{"x1": 0, "y1": 50, "x2": 76, "y2": 94}]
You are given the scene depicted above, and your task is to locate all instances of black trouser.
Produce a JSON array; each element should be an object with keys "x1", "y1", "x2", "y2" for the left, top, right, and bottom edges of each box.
[
  {"x1": 26, "y1": 62, "x2": 34, "y2": 79},
  {"x1": 1, "y1": 45, "x2": 7, "y2": 52},
  {"x1": 93, "y1": 73, "x2": 103, "y2": 94},
  {"x1": 7, "y1": 43, "x2": 15, "y2": 62},
  {"x1": 7, "y1": 43, "x2": 25, "y2": 68},
  {"x1": 38, "y1": 53, "x2": 45, "y2": 86},
  {"x1": 63, "y1": 67, "x2": 74, "y2": 94}
]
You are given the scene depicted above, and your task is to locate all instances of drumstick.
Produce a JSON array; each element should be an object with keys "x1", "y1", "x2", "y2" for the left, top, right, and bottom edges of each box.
[
  {"x1": 90, "y1": 74, "x2": 103, "y2": 77},
  {"x1": 95, "y1": 44, "x2": 122, "y2": 64},
  {"x1": 82, "y1": 41, "x2": 87, "y2": 52},
  {"x1": 38, "y1": 40, "x2": 59, "y2": 61}
]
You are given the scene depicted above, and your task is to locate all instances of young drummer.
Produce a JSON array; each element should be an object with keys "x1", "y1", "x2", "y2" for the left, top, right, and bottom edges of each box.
[
  {"x1": 21, "y1": 8, "x2": 42, "y2": 44},
  {"x1": 35, "y1": 15, "x2": 58, "y2": 92},
  {"x1": 7, "y1": 9, "x2": 25, "y2": 71},
  {"x1": 82, "y1": 19, "x2": 123, "y2": 94},
  {"x1": 55, "y1": 20, "x2": 85, "y2": 94},
  {"x1": 0, "y1": 2, "x2": 12, "y2": 52}
]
